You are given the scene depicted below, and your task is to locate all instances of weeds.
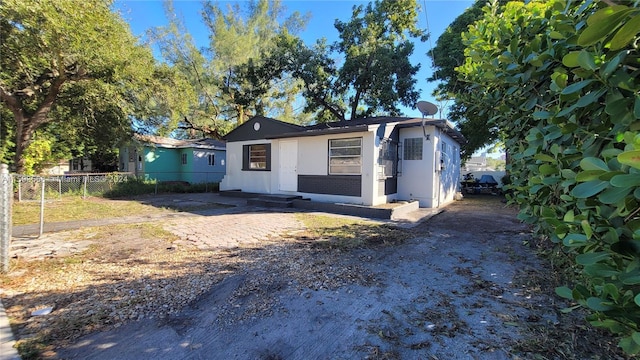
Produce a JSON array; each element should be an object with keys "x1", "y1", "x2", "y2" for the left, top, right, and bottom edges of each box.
[
  {"x1": 103, "y1": 178, "x2": 219, "y2": 198},
  {"x1": 294, "y1": 214, "x2": 411, "y2": 249}
]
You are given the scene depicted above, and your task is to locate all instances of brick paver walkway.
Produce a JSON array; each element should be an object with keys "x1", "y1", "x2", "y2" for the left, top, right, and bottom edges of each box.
[{"x1": 164, "y1": 210, "x2": 304, "y2": 249}]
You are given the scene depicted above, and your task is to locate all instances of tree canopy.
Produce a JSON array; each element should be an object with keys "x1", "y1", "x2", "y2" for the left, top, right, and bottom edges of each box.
[
  {"x1": 0, "y1": 0, "x2": 169, "y2": 174},
  {"x1": 427, "y1": 0, "x2": 517, "y2": 159},
  {"x1": 146, "y1": 0, "x2": 310, "y2": 139},
  {"x1": 261, "y1": 0, "x2": 427, "y2": 122}
]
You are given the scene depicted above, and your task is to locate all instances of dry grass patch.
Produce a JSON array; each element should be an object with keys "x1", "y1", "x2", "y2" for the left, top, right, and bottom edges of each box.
[
  {"x1": 1, "y1": 224, "x2": 243, "y2": 359},
  {"x1": 294, "y1": 213, "x2": 411, "y2": 249},
  {"x1": 12, "y1": 196, "x2": 173, "y2": 225}
]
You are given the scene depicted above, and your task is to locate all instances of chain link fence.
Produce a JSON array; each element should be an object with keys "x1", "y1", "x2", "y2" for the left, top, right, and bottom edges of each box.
[
  {"x1": 14, "y1": 173, "x2": 134, "y2": 201},
  {"x1": 12, "y1": 171, "x2": 224, "y2": 202}
]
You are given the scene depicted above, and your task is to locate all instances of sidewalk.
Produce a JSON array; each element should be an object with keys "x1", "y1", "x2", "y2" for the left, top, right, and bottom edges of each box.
[{"x1": 0, "y1": 298, "x2": 20, "y2": 360}]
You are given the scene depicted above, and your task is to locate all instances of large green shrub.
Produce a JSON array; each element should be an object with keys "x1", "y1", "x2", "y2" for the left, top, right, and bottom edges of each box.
[{"x1": 457, "y1": 0, "x2": 640, "y2": 354}]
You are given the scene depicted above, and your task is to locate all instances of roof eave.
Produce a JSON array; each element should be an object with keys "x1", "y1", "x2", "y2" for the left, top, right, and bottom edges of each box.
[{"x1": 266, "y1": 125, "x2": 370, "y2": 139}]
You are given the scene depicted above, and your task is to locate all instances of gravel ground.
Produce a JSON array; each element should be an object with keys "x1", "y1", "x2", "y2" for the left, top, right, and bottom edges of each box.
[{"x1": 1, "y1": 196, "x2": 629, "y2": 359}]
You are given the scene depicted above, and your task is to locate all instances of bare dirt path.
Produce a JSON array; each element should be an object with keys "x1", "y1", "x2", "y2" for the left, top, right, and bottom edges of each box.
[{"x1": 53, "y1": 196, "x2": 585, "y2": 360}]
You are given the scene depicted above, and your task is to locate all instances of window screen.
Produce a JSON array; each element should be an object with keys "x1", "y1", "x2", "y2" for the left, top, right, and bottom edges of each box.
[{"x1": 329, "y1": 138, "x2": 362, "y2": 175}]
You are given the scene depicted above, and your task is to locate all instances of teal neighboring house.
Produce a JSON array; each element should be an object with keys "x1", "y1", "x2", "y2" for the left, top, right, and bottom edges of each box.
[{"x1": 119, "y1": 134, "x2": 226, "y2": 184}]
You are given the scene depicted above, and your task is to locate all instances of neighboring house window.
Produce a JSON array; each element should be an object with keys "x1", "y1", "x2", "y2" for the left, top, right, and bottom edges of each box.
[
  {"x1": 404, "y1": 138, "x2": 422, "y2": 160},
  {"x1": 242, "y1": 144, "x2": 271, "y2": 170},
  {"x1": 208, "y1": 154, "x2": 215, "y2": 166},
  {"x1": 329, "y1": 138, "x2": 362, "y2": 175},
  {"x1": 181, "y1": 153, "x2": 187, "y2": 165}
]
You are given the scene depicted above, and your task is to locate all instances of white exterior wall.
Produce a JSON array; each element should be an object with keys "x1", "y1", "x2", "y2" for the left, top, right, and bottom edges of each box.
[
  {"x1": 222, "y1": 132, "x2": 375, "y2": 204},
  {"x1": 397, "y1": 126, "x2": 437, "y2": 207},
  {"x1": 435, "y1": 128, "x2": 462, "y2": 207},
  {"x1": 361, "y1": 131, "x2": 376, "y2": 205},
  {"x1": 219, "y1": 140, "x2": 272, "y2": 193},
  {"x1": 272, "y1": 131, "x2": 376, "y2": 205}
]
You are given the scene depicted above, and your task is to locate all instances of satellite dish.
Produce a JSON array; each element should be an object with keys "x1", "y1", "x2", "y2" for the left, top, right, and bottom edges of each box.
[{"x1": 416, "y1": 101, "x2": 438, "y2": 117}]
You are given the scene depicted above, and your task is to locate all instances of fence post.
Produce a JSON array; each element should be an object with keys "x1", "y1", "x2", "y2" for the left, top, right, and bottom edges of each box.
[
  {"x1": 83, "y1": 175, "x2": 87, "y2": 199},
  {"x1": 39, "y1": 178, "x2": 45, "y2": 238},
  {"x1": 0, "y1": 164, "x2": 12, "y2": 272}
]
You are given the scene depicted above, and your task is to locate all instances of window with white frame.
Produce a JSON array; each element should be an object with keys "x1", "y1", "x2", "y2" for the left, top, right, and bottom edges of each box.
[
  {"x1": 403, "y1": 138, "x2": 422, "y2": 160},
  {"x1": 329, "y1": 138, "x2": 362, "y2": 175}
]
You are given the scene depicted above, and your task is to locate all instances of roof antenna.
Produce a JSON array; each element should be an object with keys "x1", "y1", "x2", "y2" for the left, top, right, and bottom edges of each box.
[{"x1": 416, "y1": 100, "x2": 438, "y2": 141}]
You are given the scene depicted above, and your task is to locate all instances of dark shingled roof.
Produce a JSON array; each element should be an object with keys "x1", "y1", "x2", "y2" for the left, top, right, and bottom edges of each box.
[{"x1": 264, "y1": 117, "x2": 466, "y2": 144}]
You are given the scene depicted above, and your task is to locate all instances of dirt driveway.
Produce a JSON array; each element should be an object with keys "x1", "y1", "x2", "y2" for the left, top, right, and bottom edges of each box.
[
  {"x1": 4, "y1": 195, "x2": 624, "y2": 359},
  {"x1": 44, "y1": 197, "x2": 559, "y2": 359}
]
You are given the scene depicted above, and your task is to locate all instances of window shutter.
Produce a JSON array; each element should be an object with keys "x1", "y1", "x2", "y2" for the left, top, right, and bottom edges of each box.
[
  {"x1": 265, "y1": 144, "x2": 271, "y2": 170},
  {"x1": 242, "y1": 145, "x2": 249, "y2": 170}
]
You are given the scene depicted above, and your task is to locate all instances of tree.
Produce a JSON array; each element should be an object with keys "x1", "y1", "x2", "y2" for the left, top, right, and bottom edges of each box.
[
  {"x1": 427, "y1": 0, "x2": 517, "y2": 159},
  {"x1": 0, "y1": 0, "x2": 163, "y2": 173},
  {"x1": 267, "y1": 0, "x2": 427, "y2": 122},
  {"x1": 147, "y1": 0, "x2": 309, "y2": 138}
]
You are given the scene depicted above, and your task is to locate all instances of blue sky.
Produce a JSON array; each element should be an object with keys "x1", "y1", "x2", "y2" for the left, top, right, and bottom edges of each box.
[{"x1": 115, "y1": 0, "x2": 475, "y2": 119}]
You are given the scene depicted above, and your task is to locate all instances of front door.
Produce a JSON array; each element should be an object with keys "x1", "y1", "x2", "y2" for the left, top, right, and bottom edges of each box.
[{"x1": 279, "y1": 140, "x2": 298, "y2": 191}]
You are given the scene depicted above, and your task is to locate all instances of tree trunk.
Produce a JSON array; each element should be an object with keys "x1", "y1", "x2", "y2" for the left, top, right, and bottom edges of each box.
[
  {"x1": 14, "y1": 124, "x2": 32, "y2": 175},
  {"x1": 13, "y1": 111, "x2": 27, "y2": 174},
  {"x1": 1, "y1": 76, "x2": 66, "y2": 174}
]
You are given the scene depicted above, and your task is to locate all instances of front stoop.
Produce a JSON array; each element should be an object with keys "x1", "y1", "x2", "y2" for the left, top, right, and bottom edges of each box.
[
  {"x1": 247, "y1": 195, "x2": 303, "y2": 208},
  {"x1": 219, "y1": 190, "x2": 425, "y2": 220},
  {"x1": 292, "y1": 199, "x2": 420, "y2": 220}
]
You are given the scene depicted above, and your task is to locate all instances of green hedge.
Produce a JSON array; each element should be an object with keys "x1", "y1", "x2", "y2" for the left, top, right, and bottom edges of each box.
[
  {"x1": 103, "y1": 178, "x2": 219, "y2": 198},
  {"x1": 457, "y1": 1, "x2": 640, "y2": 354}
]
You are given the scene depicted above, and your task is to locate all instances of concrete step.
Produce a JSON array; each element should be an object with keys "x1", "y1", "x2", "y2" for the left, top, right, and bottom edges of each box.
[
  {"x1": 247, "y1": 195, "x2": 303, "y2": 208},
  {"x1": 247, "y1": 198, "x2": 294, "y2": 208},
  {"x1": 219, "y1": 190, "x2": 260, "y2": 198}
]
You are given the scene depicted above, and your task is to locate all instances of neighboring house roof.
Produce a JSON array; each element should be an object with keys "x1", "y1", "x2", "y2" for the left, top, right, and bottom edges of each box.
[{"x1": 133, "y1": 134, "x2": 226, "y2": 150}]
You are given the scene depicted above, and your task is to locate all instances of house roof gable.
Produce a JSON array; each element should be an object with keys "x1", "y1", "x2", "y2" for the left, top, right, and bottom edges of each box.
[{"x1": 222, "y1": 116, "x2": 306, "y2": 142}]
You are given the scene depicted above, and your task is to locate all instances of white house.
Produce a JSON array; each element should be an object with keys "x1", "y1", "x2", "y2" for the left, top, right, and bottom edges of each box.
[{"x1": 220, "y1": 116, "x2": 464, "y2": 208}]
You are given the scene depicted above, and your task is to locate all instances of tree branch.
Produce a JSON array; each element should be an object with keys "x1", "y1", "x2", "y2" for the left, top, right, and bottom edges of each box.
[
  {"x1": 27, "y1": 75, "x2": 67, "y2": 130},
  {"x1": 0, "y1": 85, "x2": 20, "y2": 113},
  {"x1": 179, "y1": 116, "x2": 223, "y2": 139},
  {"x1": 349, "y1": 52, "x2": 376, "y2": 120},
  {"x1": 307, "y1": 86, "x2": 345, "y2": 121}
]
